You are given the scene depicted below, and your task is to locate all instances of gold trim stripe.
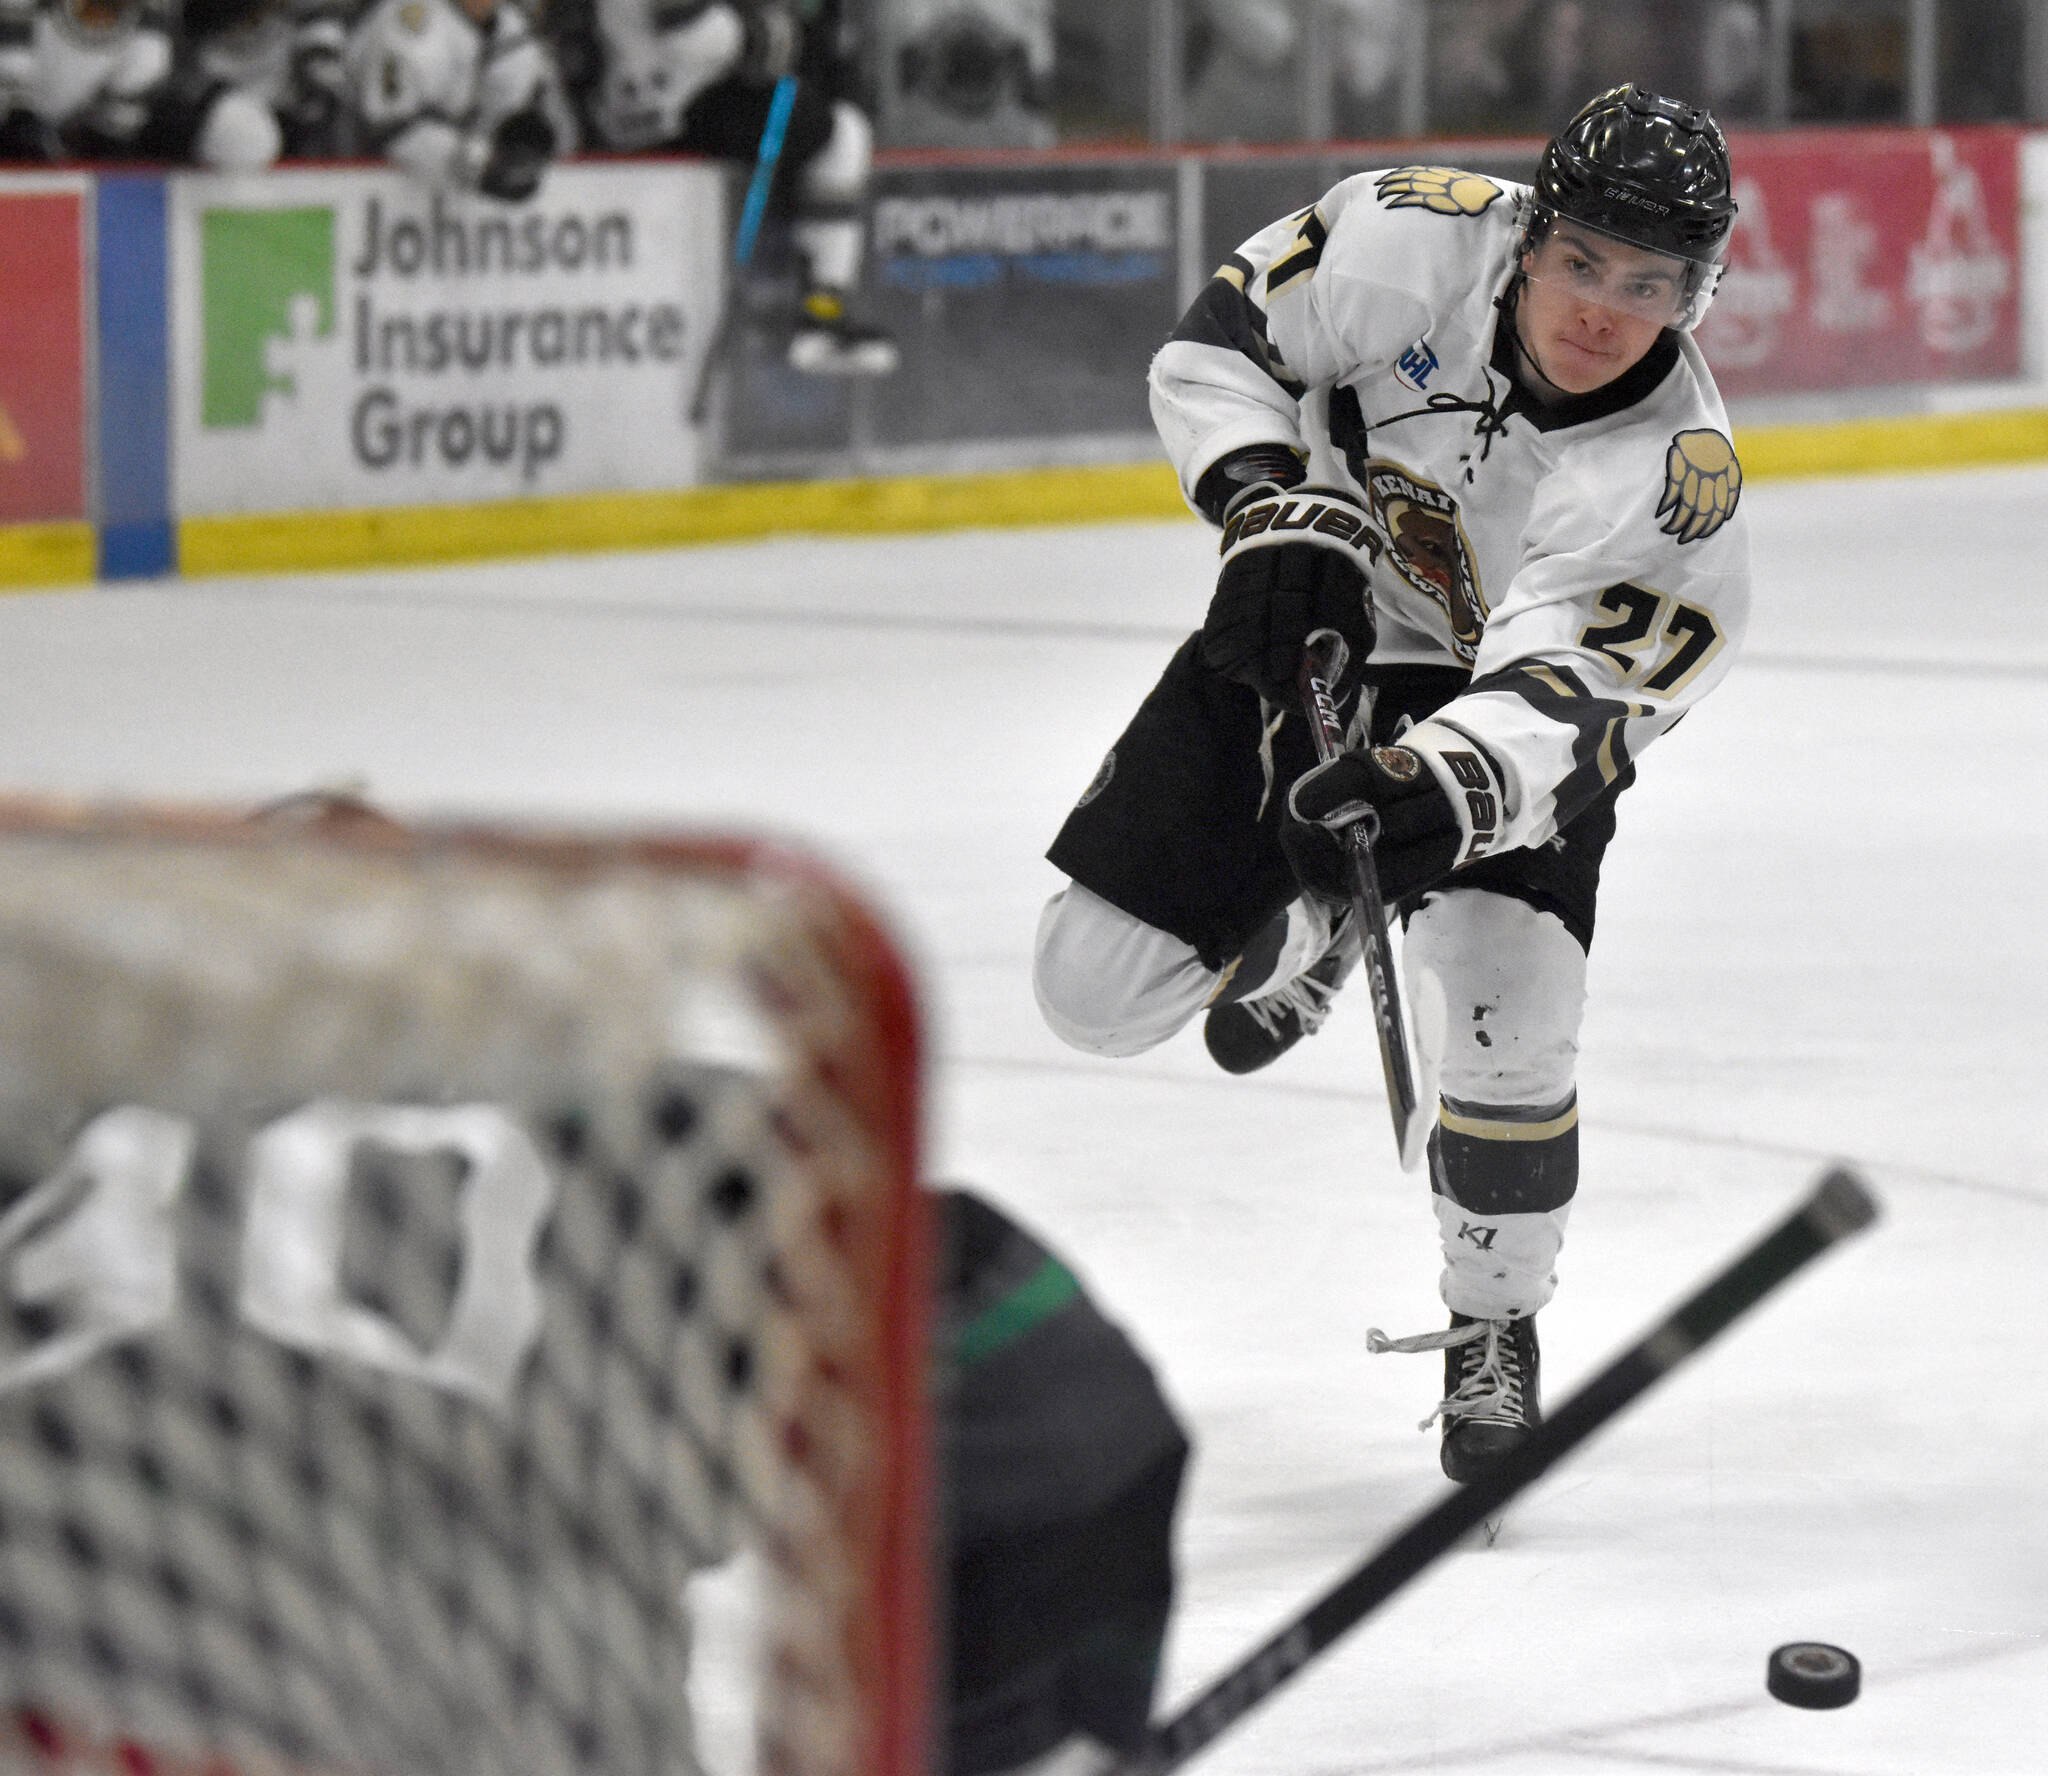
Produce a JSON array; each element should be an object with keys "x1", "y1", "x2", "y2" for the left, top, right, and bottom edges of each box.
[
  {"x1": 0, "y1": 522, "x2": 94, "y2": 591},
  {"x1": 1736, "y1": 406, "x2": 2048, "y2": 480},
  {"x1": 174, "y1": 463, "x2": 1193, "y2": 579},
  {"x1": 1439, "y1": 1102, "x2": 1580, "y2": 1143},
  {"x1": 8, "y1": 405, "x2": 2048, "y2": 590}
]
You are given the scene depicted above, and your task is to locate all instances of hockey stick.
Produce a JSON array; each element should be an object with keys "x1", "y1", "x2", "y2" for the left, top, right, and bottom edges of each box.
[
  {"x1": 687, "y1": 71, "x2": 800, "y2": 426},
  {"x1": 1296, "y1": 628, "x2": 1429, "y2": 1171},
  {"x1": 1124, "y1": 1165, "x2": 1881, "y2": 1776}
]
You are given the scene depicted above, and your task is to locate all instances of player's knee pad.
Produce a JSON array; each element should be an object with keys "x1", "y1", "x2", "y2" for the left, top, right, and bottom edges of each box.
[
  {"x1": 195, "y1": 88, "x2": 282, "y2": 172},
  {"x1": 1033, "y1": 885, "x2": 1212, "y2": 1057},
  {"x1": 1405, "y1": 888, "x2": 1586, "y2": 1106},
  {"x1": 1408, "y1": 889, "x2": 1586, "y2": 1320},
  {"x1": 798, "y1": 99, "x2": 872, "y2": 204}
]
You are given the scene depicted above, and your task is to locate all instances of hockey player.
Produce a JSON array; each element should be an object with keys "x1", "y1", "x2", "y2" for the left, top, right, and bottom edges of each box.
[
  {"x1": 341, "y1": 0, "x2": 572, "y2": 203},
  {"x1": 1032, "y1": 86, "x2": 1749, "y2": 1485},
  {"x1": 550, "y1": 0, "x2": 898, "y2": 375}
]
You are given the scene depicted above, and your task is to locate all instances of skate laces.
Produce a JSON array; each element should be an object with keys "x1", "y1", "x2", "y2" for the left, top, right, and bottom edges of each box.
[
  {"x1": 1367, "y1": 1318, "x2": 1525, "y2": 1432},
  {"x1": 1239, "y1": 966, "x2": 1340, "y2": 1039},
  {"x1": 1238, "y1": 913, "x2": 1357, "y2": 1037}
]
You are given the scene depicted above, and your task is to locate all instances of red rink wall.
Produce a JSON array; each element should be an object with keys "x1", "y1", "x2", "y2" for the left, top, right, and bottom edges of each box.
[
  {"x1": 0, "y1": 124, "x2": 2040, "y2": 588},
  {"x1": 0, "y1": 190, "x2": 89, "y2": 528}
]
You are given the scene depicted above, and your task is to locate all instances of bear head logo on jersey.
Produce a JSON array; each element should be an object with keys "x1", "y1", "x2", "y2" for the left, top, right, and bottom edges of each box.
[{"x1": 1362, "y1": 463, "x2": 1488, "y2": 659}]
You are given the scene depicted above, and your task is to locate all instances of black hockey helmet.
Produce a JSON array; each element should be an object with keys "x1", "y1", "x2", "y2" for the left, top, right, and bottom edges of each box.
[
  {"x1": 1516, "y1": 84, "x2": 1736, "y2": 329},
  {"x1": 1533, "y1": 84, "x2": 1736, "y2": 265}
]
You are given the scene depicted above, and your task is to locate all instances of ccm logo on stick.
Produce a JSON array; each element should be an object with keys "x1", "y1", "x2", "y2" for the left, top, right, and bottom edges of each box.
[{"x1": 1221, "y1": 497, "x2": 1369, "y2": 551}]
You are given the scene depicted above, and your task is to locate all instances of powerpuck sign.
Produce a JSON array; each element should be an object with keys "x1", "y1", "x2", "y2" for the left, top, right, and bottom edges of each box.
[{"x1": 862, "y1": 161, "x2": 1182, "y2": 447}]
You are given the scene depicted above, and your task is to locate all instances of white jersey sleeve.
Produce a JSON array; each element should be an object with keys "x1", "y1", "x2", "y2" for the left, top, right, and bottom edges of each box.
[
  {"x1": 1148, "y1": 163, "x2": 1752, "y2": 867},
  {"x1": 1149, "y1": 170, "x2": 1492, "y2": 501}
]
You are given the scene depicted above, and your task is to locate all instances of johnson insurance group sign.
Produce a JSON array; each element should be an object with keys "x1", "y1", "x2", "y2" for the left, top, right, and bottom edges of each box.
[
  {"x1": 169, "y1": 163, "x2": 725, "y2": 514},
  {"x1": 1698, "y1": 126, "x2": 2021, "y2": 397}
]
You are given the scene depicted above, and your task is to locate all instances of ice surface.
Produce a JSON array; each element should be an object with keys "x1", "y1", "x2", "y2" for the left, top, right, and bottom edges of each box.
[{"x1": 1, "y1": 462, "x2": 2044, "y2": 1772}]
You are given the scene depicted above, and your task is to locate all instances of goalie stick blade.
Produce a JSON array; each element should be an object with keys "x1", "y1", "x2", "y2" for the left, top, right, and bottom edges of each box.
[{"x1": 1120, "y1": 1165, "x2": 1882, "y2": 1776}]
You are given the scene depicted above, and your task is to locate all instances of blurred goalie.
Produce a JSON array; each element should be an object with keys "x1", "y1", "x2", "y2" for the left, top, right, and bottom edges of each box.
[{"x1": 938, "y1": 1187, "x2": 1190, "y2": 1776}]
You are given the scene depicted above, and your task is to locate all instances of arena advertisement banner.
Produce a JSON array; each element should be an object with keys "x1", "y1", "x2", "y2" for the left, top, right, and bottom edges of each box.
[
  {"x1": 169, "y1": 163, "x2": 725, "y2": 515},
  {"x1": 0, "y1": 178, "x2": 90, "y2": 526},
  {"x1": 862, "y1": 159, "x2": 1184, "y2": 448},
  {"x1": 1700, "y1": 126, "x2": 2022, "y2": 397}
]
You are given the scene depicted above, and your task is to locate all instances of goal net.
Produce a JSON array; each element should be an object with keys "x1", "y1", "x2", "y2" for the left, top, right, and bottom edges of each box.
[{"x1": 0, "y1": 800, "x2": 932, "y2": 1776}]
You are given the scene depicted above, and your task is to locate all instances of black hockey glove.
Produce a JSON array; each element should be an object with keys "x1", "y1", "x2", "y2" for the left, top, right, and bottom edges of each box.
[
  {"x1": 1199, "y1": 478, "x2": 1377, "y2": 702},
  {"x1": 1282, "y1": 743, "x2": 1464, "y2": 908},
  {"x1": 476, "y1": 105, "x2": 556, "y2": 203}
]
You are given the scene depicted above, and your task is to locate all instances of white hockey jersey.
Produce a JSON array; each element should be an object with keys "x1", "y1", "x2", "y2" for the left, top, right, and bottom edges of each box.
[
  {"x1": 344, "y1": 0, "x2": 566, "y2": 187},
  {"x1": 1150, "y1": 164, "x2": 1752, "y2": 867}
]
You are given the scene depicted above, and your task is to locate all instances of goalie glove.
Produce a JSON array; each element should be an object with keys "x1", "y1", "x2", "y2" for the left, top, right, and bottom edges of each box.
[
  {"x1": 1200, "y1": 476, "x2": 1376, "y2": 701},
  {"x1": 1282, "y1": 721, "x2": 1512, "y2": 906}
]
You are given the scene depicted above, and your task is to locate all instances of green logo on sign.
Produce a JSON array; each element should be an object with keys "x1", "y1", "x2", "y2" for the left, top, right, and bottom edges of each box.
[{"x1": 201, "y1": 207, "x2": 335, "y2": 429}]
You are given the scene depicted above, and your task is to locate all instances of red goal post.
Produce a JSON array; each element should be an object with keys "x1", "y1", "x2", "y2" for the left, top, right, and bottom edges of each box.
[{"x1": 0, "y1": 796, "x2": 933, "y2": 1776}]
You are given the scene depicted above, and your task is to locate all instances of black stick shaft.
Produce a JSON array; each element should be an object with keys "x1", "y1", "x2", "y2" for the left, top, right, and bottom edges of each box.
[
  {"x1": 687, "y1": 75, "x2": 801, "y2": 426},
  {"x1": 1295, "y1": 631, "x2": 1422, "y2": 1164},
  {"x1": 1129, "y1": 1166, "x2": 1880, "y2": 1776}
]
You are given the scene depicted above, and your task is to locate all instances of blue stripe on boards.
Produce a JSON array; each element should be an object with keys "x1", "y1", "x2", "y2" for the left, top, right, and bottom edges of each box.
[{"x1": 96, "y1": 175, "x2": 173, "y2": 580}]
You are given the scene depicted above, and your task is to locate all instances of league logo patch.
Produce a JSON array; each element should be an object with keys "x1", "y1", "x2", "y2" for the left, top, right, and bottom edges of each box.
[
  {"x1": 1656, "y1": 428, "x2": 1742, "y2": 544},
  {"x1": 1372, "y1": 746, "x2": 1422, "y2": 781},
  {"x1": 1361, "y1": 461, "x2": 1488, "y2": 662},
  {"x1": 1394, "y1": 338, "x2": 1439, "y2": 392},
  {"x1": 1374, "y1": 167, "x2": 1505, "y2": 219},
  {"x1": 1076, "y1": 748, "x2": 1115, "y2": 808}
]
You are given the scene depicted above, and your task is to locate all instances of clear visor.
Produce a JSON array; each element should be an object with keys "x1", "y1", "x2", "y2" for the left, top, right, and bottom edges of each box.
[{"x1": 1520, "y1": 222, "x2": 1722, "y2": 331}]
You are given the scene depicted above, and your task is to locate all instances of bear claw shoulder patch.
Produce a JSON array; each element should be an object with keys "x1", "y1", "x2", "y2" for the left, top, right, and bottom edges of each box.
[
  {"x1": 1656, "y1": 428, "x2": 1742, "y2": 545},
  {"x1": 1373, "y1": 167, "x2": 1505, "y2": 218}
]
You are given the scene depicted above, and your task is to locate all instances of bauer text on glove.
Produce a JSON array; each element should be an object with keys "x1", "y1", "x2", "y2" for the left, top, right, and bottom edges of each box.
[{"x1": 1200, "y1": 481, "x2": 1377, "y2": 699}]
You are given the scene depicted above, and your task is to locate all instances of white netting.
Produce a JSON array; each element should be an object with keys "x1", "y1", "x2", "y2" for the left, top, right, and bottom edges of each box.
[{"x1": 0, "y1": 808, "x2": 929, "y2": 1776}]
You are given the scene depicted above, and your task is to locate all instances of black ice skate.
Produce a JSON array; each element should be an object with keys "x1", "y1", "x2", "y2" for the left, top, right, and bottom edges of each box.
[
  {"x1": 787, "y1": 288, "x2": 900, "y2": 377},
  {"x1": 1369, "y1": 1312, "x2": 1542, "y2": 1483},
  {"x1": 1202, "y1": 912, "x2": 1357, "y2": 1075}
]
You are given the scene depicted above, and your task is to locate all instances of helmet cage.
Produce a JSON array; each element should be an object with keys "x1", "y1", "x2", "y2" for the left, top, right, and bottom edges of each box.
[{"x1": 1516, "y1": 196, "x2": 1725, "y2": 332}]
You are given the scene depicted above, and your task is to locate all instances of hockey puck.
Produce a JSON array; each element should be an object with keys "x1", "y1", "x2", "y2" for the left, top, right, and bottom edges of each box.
[{"x1": 1767, "y1": 1642, "x2": 1860, "y2": 1709}]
